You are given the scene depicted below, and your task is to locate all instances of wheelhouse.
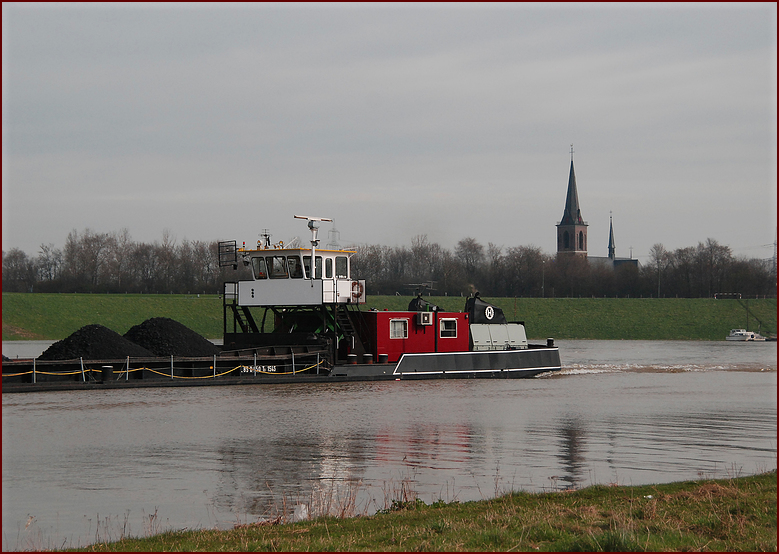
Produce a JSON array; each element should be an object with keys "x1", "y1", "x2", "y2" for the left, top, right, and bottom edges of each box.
[{"x1": 247, "y1": 251, "x2": 352, "y2": 282}]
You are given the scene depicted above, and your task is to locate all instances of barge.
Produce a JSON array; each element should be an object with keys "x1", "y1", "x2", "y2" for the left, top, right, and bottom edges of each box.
[{"x1": 2, "y1": 216, "x2": 561, "y2": 392}]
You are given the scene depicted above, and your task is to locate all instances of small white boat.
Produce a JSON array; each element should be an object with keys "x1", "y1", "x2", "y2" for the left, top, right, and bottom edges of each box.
[{"x1": 725, "y1": 329, "x2": 766, "y2": 341}]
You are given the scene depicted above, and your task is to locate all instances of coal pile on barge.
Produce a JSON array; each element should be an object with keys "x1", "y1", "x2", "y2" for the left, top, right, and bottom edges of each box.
[
  {"x1": 38, "y1": 324, "x2": 155, "y2": 360},
  {"x1": 123, "y1": 317, "x2": 221, "y2": 357}
]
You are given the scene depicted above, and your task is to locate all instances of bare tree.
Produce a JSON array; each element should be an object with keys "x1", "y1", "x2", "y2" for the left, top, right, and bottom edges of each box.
[
  {"x1": 503, "y1": 245, "x2": 546, "y2": 297},
  {"x1": 37, "y1": 243, "x2": 63, "y2": 282},
  {"x1": 2, "y1": 248, "x2": 36, "y2": 292},
  {"x1": 156, "y1": 229, "x2": 177, "y2": 292},
  {"x1": 485, "y1": 243, "x2": 505, "y2": 296},
  {"x1": 437, "y1": 248, "x2": 465, "y2": 296},
  {"x1": 699, "y1": 238, "x2": 732, "y2": 297},
  {"x1": 409, "y1": 235, "x2": 434, "y2": 284},
  {"x1": 670, "y1": 246, "x2": 696, "y2": 297},
  {"x1": 551, "y1": 254, "x2": 589, "y2": 297},
  {"x1": 60, "y1": 228, "x2": 112, "y2": 289},
  {"x1": 175, "y1": 240, "x2": 197, "y2": 293},
  {"x1": 192, "y1": 240, "x2": 220, "y2": 293},
  {"x1": 129, "y1": 242, "x2": 159, "y2": 292},
  {"x1": 82, "y1": 229, "x2": 112, "y2": 287},
  {"x1": 455, "y1": 237, "x2": 484, "y2": 290},
  {"x1": 108, "y1": 228, "x2": 134, "y2": 290},
  {"x1": 648, "y1": 243, "x2": 669, "y2": 298}
]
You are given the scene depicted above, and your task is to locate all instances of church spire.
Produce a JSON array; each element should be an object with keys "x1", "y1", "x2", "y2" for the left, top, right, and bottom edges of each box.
[
  {"x1": 560, "y1": 145, "x2": 584, "y2": 226},
  {"x1": 608, "y1": 212, "x2": 615, "y2": 259}
]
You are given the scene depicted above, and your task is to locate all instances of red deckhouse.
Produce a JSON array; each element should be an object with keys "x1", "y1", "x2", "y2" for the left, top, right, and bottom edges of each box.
[{"x1": 362, "y1": 310, "x2": 469, "y2": 363}]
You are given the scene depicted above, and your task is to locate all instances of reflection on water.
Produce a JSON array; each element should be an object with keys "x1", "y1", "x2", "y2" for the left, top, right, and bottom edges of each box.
[
  {"x1": 2, "y1": 340, "x2": 776, "y2": 550},
  {"x1": 556, "y1": 416, "x2": 587, "y2": 490}
]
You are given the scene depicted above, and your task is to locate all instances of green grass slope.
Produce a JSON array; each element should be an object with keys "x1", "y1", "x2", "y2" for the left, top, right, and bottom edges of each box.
[
  {"x1": 2, "y1": 293, "x2": 223, "y2": 340},
  {"x1": 365, "y1": 295, "x2": 777, "y2": 341},
  {"x1": 2, "y1": 293, "x2": 775, "y2": 341}
]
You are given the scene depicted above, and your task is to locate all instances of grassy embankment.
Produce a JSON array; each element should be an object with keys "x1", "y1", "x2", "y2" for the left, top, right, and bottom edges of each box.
[
  {"x1": 67, "y1": 471, "x2": 776, "y2": 552},
  {"x1": 2, "y1": 293, "x2": 776, "y2": 341}
]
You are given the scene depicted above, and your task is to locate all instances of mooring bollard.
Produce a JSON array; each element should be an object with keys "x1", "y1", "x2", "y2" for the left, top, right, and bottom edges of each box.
[{"x1": 101, "y1": 365, "x2": 113, "y2": 382}]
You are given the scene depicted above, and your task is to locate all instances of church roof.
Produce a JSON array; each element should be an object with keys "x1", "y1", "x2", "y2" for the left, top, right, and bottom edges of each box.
[{"x1": 559, "y1": 160, "x2": 586, "y2": 226}]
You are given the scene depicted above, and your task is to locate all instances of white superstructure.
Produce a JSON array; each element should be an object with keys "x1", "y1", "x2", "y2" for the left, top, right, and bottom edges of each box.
[
  {"x1": 221, "y1": 216, "x2": 365, "y2": 307},
  {"x1": 226, "y1": 246, "x2": 365, "y2": 306}
]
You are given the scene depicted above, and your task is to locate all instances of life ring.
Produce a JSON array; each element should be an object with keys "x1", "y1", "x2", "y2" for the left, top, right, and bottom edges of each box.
[{"x1": 351, "y1": 281, "x2": 364, "y2": 301}]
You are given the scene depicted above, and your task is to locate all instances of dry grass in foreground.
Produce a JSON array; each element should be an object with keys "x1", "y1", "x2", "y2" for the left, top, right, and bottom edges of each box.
[{"x1": 62, "y1": 470, "x2": 776, "y2": 552}]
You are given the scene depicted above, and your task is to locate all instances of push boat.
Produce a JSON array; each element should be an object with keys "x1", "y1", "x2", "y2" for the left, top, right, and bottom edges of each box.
[
  {"x1": 725, "y1": 329, "x2": 766, "y2": 342},
  {"x1": 1, "y1": 216, "x2": 561, "y2": 391},
  {"x1": 219, "y1": 215, "x2": 561, "y2": 380}
]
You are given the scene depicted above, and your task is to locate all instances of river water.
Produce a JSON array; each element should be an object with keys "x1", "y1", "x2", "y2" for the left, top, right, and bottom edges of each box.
[{"x1": 2, "y1": 340, "x2": 776, "y2": 550}]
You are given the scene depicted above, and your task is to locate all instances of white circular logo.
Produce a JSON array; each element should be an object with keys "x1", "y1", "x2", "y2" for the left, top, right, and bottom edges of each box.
[{"x1": 485, "y1": 306, "x2": 494, "y2": 320}]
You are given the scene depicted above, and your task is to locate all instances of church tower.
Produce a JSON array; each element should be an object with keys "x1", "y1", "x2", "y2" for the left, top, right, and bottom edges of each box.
[{"x1": 556, "y1": 145, "x2": 588, "y2": 257}]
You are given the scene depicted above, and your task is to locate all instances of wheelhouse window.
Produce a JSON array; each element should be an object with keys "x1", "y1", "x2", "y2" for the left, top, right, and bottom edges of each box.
[
  {"x1": 267, "y1": 256, "x2": 288, "y2": 279},
  {"x1": 251, "y1": 257, "x2": 267, "y2": 279},
  {"x1": 287, "y1": 256, "x2": 304, "y2": 279},
  {"x1": 335, "y1": 256, "x2": 348, "y2": 278},
  {"x1": 390, "y1": 319, "x2": 408, "y2": 339},
  {"x1": 440, "y1": 319, "x2": 457, "y2": 338},
  {"x1": 302, "y1": 256, "x2": 322, "y2": 279},
  {"x1": 325, "y1": 258, "x2": 333, "y2": 279}
]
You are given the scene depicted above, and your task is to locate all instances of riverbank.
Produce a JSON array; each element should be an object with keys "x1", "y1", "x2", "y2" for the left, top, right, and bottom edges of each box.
[
  {"x1": 2, "y1": 293, "x2": 776, "y2": 341},
  {"x1": 66, "y1": 470, "x2": 776, "y2": 552}
]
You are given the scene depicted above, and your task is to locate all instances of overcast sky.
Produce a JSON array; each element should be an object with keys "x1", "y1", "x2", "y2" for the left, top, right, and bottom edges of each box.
[{"x1": 3, "y1": 2, "x2": 776, "y2": 264}]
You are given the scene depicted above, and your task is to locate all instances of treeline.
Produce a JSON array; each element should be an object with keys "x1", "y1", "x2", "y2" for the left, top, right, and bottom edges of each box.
[
  {"x1": 2, "y1": 228, "x2": 775, "y2": 298},
  {"x1": 2, "y1": 228, "x2": 249, "y2": 294},
  {"x1": 353, "y1": 236, "x2": 775, "y2": 298}
]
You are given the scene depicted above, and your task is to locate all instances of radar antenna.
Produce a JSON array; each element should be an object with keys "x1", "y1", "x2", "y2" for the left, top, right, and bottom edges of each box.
[{"x1": 294, "y1": 215, "x2": 333, "y2": 281}]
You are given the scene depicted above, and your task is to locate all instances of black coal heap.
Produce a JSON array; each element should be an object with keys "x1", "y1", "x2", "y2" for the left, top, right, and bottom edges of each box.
[
  {"x1": 39, "y1": 324, "x2": 155, "y2": 360},
  {"x1": 123, "y1": 317, "x2": 221, "y2": 357}
]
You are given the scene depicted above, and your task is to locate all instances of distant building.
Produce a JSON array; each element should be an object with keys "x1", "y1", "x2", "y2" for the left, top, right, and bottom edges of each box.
[
  {"x1": 589, "y1": 214, "x2": 639, "y2": 270},
  {"x1": 556, "y1": 146, "x2": 638, "y2": 269}
]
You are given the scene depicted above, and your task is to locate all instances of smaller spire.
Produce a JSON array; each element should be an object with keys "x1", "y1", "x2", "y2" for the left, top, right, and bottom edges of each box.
[{"x1": 608, "y1": 212, "x2": 616, "y2": 259}]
